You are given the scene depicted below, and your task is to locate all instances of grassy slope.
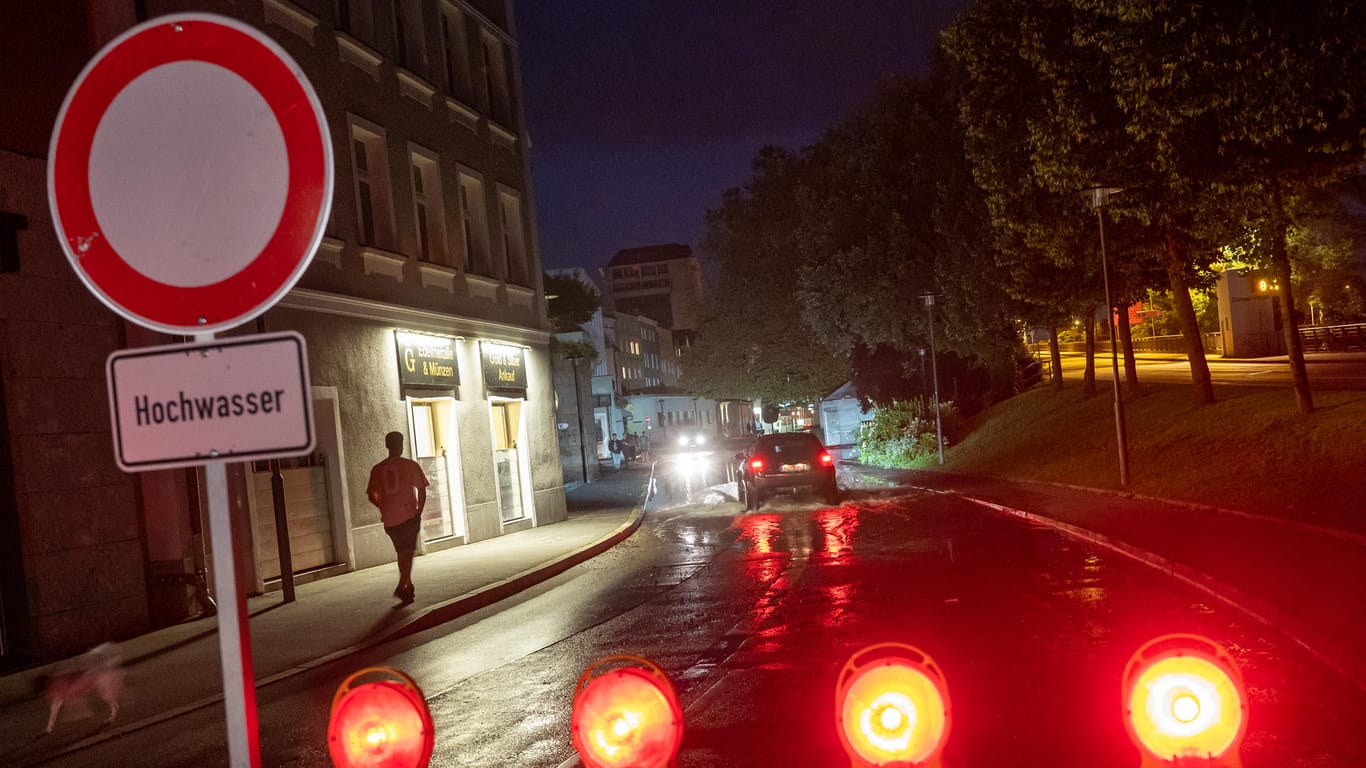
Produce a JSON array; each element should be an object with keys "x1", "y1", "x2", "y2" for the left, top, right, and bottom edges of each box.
[{"x1": 923, "y1": 382, "x2": 1366, "y2": 531}]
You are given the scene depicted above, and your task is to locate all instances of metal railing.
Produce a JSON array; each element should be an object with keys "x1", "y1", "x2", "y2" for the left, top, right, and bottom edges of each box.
[{"x1": 1300, "y1": 323, "x2": 1366, "y2": 352}]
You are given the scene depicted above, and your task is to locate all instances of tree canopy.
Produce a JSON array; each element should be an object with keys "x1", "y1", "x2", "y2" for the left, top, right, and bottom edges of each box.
[
  {"x1": 684, "y1": 0, "x2": 1366, "y2": 416},
  {"x1": 543, "y1": 272, "x2": 600, "y2": 332}
]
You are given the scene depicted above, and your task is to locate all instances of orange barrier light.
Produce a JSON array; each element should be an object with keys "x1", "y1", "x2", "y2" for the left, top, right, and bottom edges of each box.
[
  {"x1": 1123, "y1": 634, "x2": 1247, "y2": 767},
  {"x1": 835, "y1": 643, "x2": 951, "y2": 768},
  {"x1": 572, "y1": 655, "x2": 684, "y2": 768},
  {"x1": 328, "y1": 667, "x2": 434, "y2": 768}
]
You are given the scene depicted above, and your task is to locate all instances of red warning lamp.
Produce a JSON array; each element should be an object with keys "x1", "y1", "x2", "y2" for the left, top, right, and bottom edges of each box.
[
  {"x1": 835, "y1": 643, "x2": 951, "y2": 768},
  {"x1": 1122, "y1": 634, "x2": 1248, "y2": 767},
  {"x1": 572, "y1": 655, "x2": 684, "y2": 768},
  {"x1": 328, "y1": 667, "x2": 434, "y2": 768}
]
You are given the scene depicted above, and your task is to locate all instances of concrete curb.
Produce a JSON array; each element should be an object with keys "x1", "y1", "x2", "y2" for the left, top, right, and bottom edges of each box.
[
  {"x1": 19, "y1": 475, "x2": 653, "y2": 767},
  {"x1": 962, "y1": 495, "x2": 1366, "y2": 694},
  {"x1": 376, "y1": 492, "x2": 650, "y2": 644},
  {"x1": 907, "y1": 467, "x2": 1366, "y2": 547}
]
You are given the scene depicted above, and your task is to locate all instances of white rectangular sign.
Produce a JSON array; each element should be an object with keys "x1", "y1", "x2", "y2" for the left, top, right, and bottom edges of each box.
[{"x1": 107, "y1": 331, "x2": 315, "y2": 472}]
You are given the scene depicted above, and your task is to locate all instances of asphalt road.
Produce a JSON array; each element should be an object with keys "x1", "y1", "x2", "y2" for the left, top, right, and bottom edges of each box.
[
  {"x1": 39, "y1": 465, "x2": 1366, "y2": 767},
  {"x1": 1055, "y1": 352, "x2": 1366, "y2": 389}
]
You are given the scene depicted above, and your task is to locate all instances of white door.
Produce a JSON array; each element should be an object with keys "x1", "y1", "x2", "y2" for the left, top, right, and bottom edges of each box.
[
  {"x1": 491, "y1": 400, "x2": 525, "y2": 523},
  {"x1": 409, "y1": 398, "x2": 464, "y2": 541}
]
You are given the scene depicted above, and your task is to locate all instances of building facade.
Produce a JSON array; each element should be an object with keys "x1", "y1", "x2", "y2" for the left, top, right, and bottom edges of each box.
[
  {"x1": 604, "y1": 244, "x2": 704, "y2": 345},
  {"x1": 0, "y1": 0, "x2": 564, "y2": 663}
]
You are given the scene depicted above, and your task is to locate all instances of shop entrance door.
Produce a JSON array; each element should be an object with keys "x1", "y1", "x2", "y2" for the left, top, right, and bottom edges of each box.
[
  {"x1": 409, "y1": 398, "x2": 463, "y2": 542},
  {"x1": 491, "y1": 400, "x2": 525, "y2": 522}
]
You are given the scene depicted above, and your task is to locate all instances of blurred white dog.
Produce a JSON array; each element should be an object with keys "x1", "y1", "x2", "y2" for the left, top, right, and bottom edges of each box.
[{"x1": 39, "y1": 642, "x2": 125, "y2": 735}]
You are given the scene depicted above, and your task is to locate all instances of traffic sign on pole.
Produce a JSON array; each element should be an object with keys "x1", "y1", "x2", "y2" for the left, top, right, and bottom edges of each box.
[
  {"x1": 48, "y1": 13, "x2": 333, "y2": 335},
  {"x1": 49, "y1": 14, "x2": 334, "y2": 767}
]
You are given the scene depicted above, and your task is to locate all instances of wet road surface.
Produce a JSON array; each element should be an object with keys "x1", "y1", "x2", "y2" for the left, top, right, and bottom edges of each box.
[{"x1": 39, "y1": 467, "x2": 1366, "y2": 767}]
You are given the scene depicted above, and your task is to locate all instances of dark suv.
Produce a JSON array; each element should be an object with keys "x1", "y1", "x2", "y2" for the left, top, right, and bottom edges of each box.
[{"x1": 736, "y1": 432, "x2": 838, "y2": 510}]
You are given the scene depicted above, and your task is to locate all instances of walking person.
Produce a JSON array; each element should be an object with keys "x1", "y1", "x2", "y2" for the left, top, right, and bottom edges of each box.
[
  {"x1": 366, "y1": 431, "x2": 429, "y2": 604},
  {"x1": 609, "y1": 433, "x2": 624, "y2": 471}
]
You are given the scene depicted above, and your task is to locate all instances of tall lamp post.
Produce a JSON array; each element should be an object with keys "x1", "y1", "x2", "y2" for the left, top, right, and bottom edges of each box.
[
  {"x1": 569, "y1": 356, "x2": 588, "y2": 484},
  {"x1": 921, "y1": 294, "x2": 944, "y2": 465},
  {"x1": 1083, "y1": 185, "x2": 1130, "y2": 488}
]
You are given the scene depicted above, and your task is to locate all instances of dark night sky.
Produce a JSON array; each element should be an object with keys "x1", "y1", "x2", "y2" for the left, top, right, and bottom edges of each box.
[{"x1": 516, "y1": 1, "x2": 974, "y2": 271}]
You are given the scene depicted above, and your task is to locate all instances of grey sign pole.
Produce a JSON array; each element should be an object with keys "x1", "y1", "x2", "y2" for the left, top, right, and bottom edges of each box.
[{"x1": 196, "y1": 333, "x2": 262, "y2": 768}]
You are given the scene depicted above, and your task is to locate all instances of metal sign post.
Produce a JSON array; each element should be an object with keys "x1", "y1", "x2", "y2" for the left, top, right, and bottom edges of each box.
[{"x1": 202, "y1": 450, "x2": 262, "y2": 767}]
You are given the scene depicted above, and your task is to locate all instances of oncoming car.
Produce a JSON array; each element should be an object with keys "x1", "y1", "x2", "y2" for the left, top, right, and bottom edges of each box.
[
  {"x1": 674, "y1": 430, "x2": 709, "y2": 451},
  {"x1": 736, "y1": 432, "x2": 838, "y2": 510}
]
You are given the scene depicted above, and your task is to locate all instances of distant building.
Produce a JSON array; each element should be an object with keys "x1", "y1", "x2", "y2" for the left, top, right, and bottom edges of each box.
[{"x1": 604, "y1": 244, "x2": 704, "y2": 346}]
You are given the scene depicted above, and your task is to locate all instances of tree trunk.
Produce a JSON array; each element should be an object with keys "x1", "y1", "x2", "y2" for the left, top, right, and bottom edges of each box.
[
  {"x1": 1163, "y1": 226, "x2": 1214, "y2": 404},
  {"x1": 1268, "y1": 181, "x2": 1314, "y2": 414},
  {"x1": 1117, "y1": 303, "x2": 1139, "y2": 398},
  {"x1": 1083, "y1": 311, "x2": 1097, "y2": 397},
  {"x1": 1049, "y1": 326, "x2": 1063, "y2": 391}
]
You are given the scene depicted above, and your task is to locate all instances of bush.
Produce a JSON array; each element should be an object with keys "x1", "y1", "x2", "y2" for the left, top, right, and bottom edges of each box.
[{"x1": 856, "y1": 400, "x2": 961, "y2": 468}]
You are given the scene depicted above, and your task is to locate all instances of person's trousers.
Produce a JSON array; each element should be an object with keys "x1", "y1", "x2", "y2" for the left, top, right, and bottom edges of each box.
[{"x1": 611, "y1": 452, "x2": 622, "y2": 469}]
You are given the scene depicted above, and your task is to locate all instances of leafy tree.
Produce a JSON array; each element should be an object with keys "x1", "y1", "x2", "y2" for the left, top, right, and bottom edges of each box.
[
  {"x1": 793, "y1": 71, "x2": 1025, "y2": 403},
  {"x1": 947, "y1": 0, "x2": 1221, "y2": 404},
  {"x1": 683, "y1": 148, "x2": 849, "y2": 404},
  {"x1": 543, "y1": 272, "x2": 600, "y2": 332},
  {"x1": 1079, "y1": 0, "x2": 1366, "y2": 413},
  {"x1": 1289, "y1": 183, "x2": 1366, "y2": 324}
]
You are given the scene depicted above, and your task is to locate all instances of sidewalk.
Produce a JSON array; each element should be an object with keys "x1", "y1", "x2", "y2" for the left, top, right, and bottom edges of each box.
[
  {"x1": 0, "y1": 465, "x2": 652, "y2": 765},
  {"x1": 855, "y1": 465, "x2": 1366, "y2": 692}
]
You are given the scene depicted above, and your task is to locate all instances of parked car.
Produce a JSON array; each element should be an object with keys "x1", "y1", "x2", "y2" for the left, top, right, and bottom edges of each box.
[{"x1": 735, "y1": 432, "x2": 838, "y2": 510}]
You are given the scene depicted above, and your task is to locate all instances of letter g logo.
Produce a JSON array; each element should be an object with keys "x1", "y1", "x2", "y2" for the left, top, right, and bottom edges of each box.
[{"x1": 404, "y1": 347, "x2": 416, "y2": 373}]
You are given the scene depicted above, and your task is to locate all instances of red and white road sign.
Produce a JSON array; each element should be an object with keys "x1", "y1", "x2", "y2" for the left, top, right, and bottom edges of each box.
[
  {"x1": 106, "y1": 331, "x2": 315, "y2": 472},
  {"x1": 48, "y1": 14, "x2": 333, "y2": 334}
]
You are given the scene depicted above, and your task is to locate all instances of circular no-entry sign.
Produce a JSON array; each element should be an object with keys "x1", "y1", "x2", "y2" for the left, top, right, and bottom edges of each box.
[{"x1": 48, "y1": 13, "x2": 334, "y2": 335}]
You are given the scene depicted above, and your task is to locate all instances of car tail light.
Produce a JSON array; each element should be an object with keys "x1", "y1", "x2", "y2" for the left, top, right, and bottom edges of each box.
[
  {"x1": 749, "y1": 458, "x2": 764, "y2": 472},
  {"x1": 1123, "y1": 634, "x2": 1247, "y2": 766},
  {"x1": 819, "y1": 452, "x2": 834, "y2": 466},
  {"x1": 836, "y1": 643, "x2": 950, "y2": 768},
  {"x1": 328, "y1": 667, "x2": 434, "y2": 768},
  {"x1": 572, "y1": 655, "x2": 683, "y2": 768}
]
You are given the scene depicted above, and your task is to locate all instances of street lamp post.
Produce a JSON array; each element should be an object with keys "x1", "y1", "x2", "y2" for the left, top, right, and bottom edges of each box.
[
  {"x1": 1083, "y1": 185, "x2": 1130, "y2": 488},
  {"x1": 921, "y1": 294, "x2": 944, "y2": 465},
  {"x1": 570, "y1": 356, "x2": 588, "y2": 484}
]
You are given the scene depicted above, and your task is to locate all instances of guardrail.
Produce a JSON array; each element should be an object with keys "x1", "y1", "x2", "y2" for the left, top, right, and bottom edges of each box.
[
  {"x1": 1030, "y1": 324, "x2": 1366, "y2": 357},
  {"x1": 1300, "y1": 323, "x2": 1366, "y2": 352}
]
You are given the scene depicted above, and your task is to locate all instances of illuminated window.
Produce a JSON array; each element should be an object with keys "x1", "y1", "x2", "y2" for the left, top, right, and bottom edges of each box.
[{"x1": 412, "y1": 403, "x2": 437, "y2": 457}]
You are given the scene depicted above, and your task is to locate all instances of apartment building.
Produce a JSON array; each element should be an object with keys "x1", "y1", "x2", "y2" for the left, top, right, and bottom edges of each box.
[{"x1": 0, "y1": 0, "x2": 563, "y2": 662}]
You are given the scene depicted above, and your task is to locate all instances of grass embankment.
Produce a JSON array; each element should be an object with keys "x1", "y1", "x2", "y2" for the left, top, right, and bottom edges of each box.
[{"x1": 924, "y1": 383, "x2": 1366, "y2": 532}]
